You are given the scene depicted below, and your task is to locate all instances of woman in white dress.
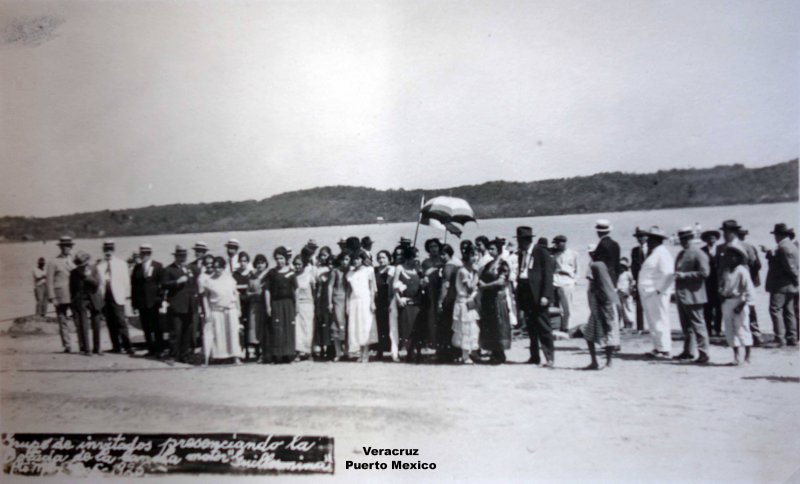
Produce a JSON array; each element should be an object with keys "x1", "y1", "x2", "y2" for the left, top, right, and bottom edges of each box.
[
  {"x1": 452, "y1": 245, "x2": 481, "y2": 364},
  {"x1": 346, "y1": 250, "x2": 378, "y2": 362},
  {"x1": 199, "y1": 256, "x2": 243, "y2": 366},
  {"x1": 293, "y1": 255, "x2": 316, "y2": 359}
]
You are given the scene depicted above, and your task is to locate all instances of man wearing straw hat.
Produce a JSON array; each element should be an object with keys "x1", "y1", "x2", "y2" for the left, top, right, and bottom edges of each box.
[
  {"x1": 46, "y1": 236, "x2": 76, "y2": 353},
  {"x1": 593, "y1": 219, "x2": 621, "y2": 285},
  {"x1": 161, "y1": 245, "x2": 197, "y2": 363},
  {"x1": 637, "y1": 226, "x2": 675, "y2": 358},
  {"x1": 764, "y1": 223, "x2": 799, "y2": 347},
  {"x1": 630, "y1": 227, "x2": 649, "y2": 332},
  {"x1": 673, "y1": 227, "x2": 711, "y2": 363},
  {"x1": 96, "y1": 240, "x2": 134, "y2": 355},
  {"x1": 225, "y1": 239, "x2": 242, "y2": 273},
  {"x1": 131, "y1": 244, "x2": 165, "y2": 356}
]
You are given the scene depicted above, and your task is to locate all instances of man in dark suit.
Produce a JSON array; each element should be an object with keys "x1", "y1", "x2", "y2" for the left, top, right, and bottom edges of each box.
[
  {"x1": 131, "y1": 244, "x2": 164, "y2": 356},
  {"x1": 738, "y1": 227, "x2": 763, "y2": 345},
  {"x1": 673, "y1": 227, "x2": 711, "y2": 363},
  {"x1": 764, "y1": 223, "x2": 799, "y2": 347},
  {"x1": 630, "y1": 227, "x2": 648, "y2": 331},
  {"x1": 70, "y1": 251, "x2": 104, "y2": 356},
  {"x1": 700, "y1": 230, "x2": 721, "y2": 336},
  {"x1": 593, "y1": 219, "x2": 621, "y2": 285},
  {"x1": 515, "y1": 226, "x2": 556, "y2": 367},
  {"x1": 161, "y1": 245, "x2": 197, "y2": 363}
]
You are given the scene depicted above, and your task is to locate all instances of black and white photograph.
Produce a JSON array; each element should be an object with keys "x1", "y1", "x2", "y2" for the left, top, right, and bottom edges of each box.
[{"x1": 1, "y1": 0, "x2": 798, "y2": 481}]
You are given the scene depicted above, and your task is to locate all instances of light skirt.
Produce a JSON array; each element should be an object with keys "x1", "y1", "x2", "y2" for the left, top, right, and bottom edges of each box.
[{"x1": 204, "y1": 307, "x2": 243, "y2": 360}]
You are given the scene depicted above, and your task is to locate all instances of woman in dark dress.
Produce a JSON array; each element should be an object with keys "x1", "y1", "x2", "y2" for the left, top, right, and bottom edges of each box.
[
  {"x1": 313, "y1": 246, "x2": 334, "y2": 360},
  {"x1": 246, "y1": 254, "x2": 269, "y2": 362},
  {"x1": 263, "y1": 246, "x2": 297, "y2": 364},
  {"x1": 232, "y1": 251, "x2": 252, "y2": 358},
  {"x1": 478, "y1": 238, "x2": 512, "y2": 364},
  {"x1": 419, "y1": 238, "x2": 443, "y2": 352},
  {"x1": 373, "y1": 250, "x2": 395, "y2": 360},
  {"x1": 393, "y1": 246, "x2": 423, "y2": 362}
]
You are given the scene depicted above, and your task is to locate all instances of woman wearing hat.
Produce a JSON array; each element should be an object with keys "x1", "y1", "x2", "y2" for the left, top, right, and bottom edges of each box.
[
  {"x1": 263, "y1": 247, "x2": 298, "y2": 364},
  {"x1": 718, "y1": 241, "x2": 756, "y2": 364},
  {"x1": 478, "y1": 238, "x2": 512, "y2": 364},
  {"x1": 419, "y1": 238, "x2": 443, "y2": 355}
]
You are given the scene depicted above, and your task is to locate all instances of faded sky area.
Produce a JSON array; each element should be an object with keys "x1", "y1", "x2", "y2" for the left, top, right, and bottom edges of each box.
[{"x1": 1, "y1": 0, "x2": 798, "y2": 217}]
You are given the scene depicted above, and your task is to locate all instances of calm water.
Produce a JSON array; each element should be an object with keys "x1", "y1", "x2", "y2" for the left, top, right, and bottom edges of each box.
[{"x1": 1, "y1": 202, "x2": 796, "y2": 325}]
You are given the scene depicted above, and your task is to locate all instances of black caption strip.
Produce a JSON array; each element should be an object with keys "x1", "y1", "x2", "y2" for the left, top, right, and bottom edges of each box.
[{"x1": 2, "y1": 433, "x2": 334, "y2": 477}]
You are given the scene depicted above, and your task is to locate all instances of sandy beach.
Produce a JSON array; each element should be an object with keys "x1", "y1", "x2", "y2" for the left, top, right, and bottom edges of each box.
[{"x1": 2, "y1": 319, "x2": 799, "y2": 483}]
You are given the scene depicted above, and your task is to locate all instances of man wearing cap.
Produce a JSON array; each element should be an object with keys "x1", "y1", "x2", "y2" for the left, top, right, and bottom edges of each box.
[
  {"x1": 630, "y1": 227, "x2": 649, "y2": 332},
  {"x1": 551, "y1": 235, "x2": 578, "y2": 333},
  {"x1": 738, "y1": 227, "x2": 763, "y2": 343},
  {"x1": 593, "y1": 219, "x2": 621, "y2": 285},
  {"x1": 70, "y1": 251, "x2": 103, "y2": 356},
  {"x1": 700, "y1": 230, "x2": 722, "y2": 336},
  {"x1": 47, "y1": 236, "x2": 78, "y2": 352},
  {"x1": 637, "y1": 226, "x2": 675, "y2": 358},
  {"x1": 716, "y1": 220, "x2": 762, "y2": 345},
  {"x1": 131, "y1": 244, "x2": 165, "y2": 356},
  {"x1": 764, "y1": 223, "x2": 799, "y2": 347},
  {"x1": 515, "y1": 226, "x2": 556, "y2": 366},
  {"x1": 95, "y1": 241, "x2": 134, "y2": 354},
  {"x1": 161, "y1": 245, "x2": 198, "y2": 362},
  {"x1": 673, "y1": 227, "x2": 711, "y2": 363},
  {"x1": 225, "y1": 239, "x2": 241, "y2": 273}
]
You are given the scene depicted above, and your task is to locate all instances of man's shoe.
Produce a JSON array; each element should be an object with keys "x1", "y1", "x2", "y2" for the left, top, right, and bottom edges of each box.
[
  {"x1": 672, "y1": 353, "x2": 693, "y2": 361},
  {"x1": 694, "y1": 353, "x2": 710, "y2": 364},
  {"x1": 63, "y1": 348, "x2": 72, "y2": 354},
  {"x1": 526, "y1": 357, "x2": 540, "y2": 365}
]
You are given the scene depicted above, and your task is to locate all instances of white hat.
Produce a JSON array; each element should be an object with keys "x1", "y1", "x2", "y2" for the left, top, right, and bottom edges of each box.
[
  {"x1": 225, "y1": 238, "x2": 241, "y2": 248},
  {"x1": 594, "y1": 219, "x2": 612, "y2": 232}
]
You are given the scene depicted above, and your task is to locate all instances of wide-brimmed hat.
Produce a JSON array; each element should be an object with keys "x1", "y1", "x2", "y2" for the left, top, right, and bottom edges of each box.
[
  {"x1": 73, "y1": 251, "x2": 91, "y2": 266},
  {"x1": 360, "y1": 236, "x2": 373, "y2": 247},
  {"x1": 553, "y1": 235, "x2": 567, "y2": 243},
  {"x1": 102, "y1": 240, "x2": 115, "y2": 251},
  {"x1": 57, "y1": 235, "x2": 74, "y2": 246},
  {"x1": 719, "y1": 220, "x2": 741, "y2": 231},
  {"x1": 701, "y1": 230, "x2": 720, "y2": 241},
  {"x1": 595, "y1": 219, "x2": 612, "y2": 232},
  {"x1": 139, "y1": 244, "x2": 153, "y2": 254},
  {"x1": 305, "y1": 239, "x2": 319, "y2": 251},
  {"x1": 644, "y1": 226, "x2": 668, "y2": 240},
  {"x1": 398, "y1": 237, "x2": 412, "y2": 246},
  {"x1": 677, "y1": 226, "x2": 695, "y2": 240},
  {"x1": 172, "y1": 244, "x2": 188, "y2": 255},
  {"x1": 225, "y1": 238, "x2": 240, "y2": 249},
  {"x1": 515, "y1": 226, "x2": 534, "y2": 239},
  {"x1": 337, "y1": 238, "x2": 347, "y2": 246},
  {"x1": 633, "y1": 226, "x2": 647, "y2": 237},
  {"x1": 737, "y1": 228, "x2": 749, "y2": 236},
  {"x1": 771, "y1": 223, "x2": 792, "y2": 235},
  {"x1": 192, "y1": 241, "x2": 209, "y2": 252}
]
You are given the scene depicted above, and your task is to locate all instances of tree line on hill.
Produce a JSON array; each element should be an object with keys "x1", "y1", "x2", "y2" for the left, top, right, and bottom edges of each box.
[{"x1": 0, "y1": 159, "x2": 796, "y2": 242}]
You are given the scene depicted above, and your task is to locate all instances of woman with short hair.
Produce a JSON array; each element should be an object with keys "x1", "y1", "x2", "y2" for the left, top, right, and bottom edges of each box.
[
  {"x1": 373, "y1": 250, "x2": 396, "y2": 360},
  {"x1": 263, "y1": 247, "x2": 297, "y2": 364},
  {"x1": 199, "y1": 256, "x2": 243, "y2": 366},
  {"x1": 313, "y1": 246, "x2": 334, "y2": 360},
  {"x1": 293, "y1": 254, "x2": 316, "y2": 360},
  {"x1": 246, "y1": 254, "x2": 269, "y2": 361},
  {"x1": 393, "y1": 246, "x2": 423, "y2": 362},
  {"x1": 347, "y1": 250, "x2": 379, "y2": 362},
  {"x1": 478, "y1": 238, "x2": 512, "y2": 364}
]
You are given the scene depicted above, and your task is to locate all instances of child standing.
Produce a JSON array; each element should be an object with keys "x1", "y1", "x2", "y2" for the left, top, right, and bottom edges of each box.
[
  {"x1": 718, "y1": 241, "x2": 756, "y2": 365},
  {"x1": 616, "y1": 257, "x2": 636, "y2": 329}
]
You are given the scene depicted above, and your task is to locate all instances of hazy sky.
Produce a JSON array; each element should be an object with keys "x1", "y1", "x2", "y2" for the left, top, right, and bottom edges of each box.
[{"x1": 1, "y1": 0, "x2": 798, "y2": 217}]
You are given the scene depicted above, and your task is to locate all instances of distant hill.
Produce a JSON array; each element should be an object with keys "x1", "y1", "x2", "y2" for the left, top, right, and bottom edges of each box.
[{"x1": 1, "y1": 159, "x2": 797, "y2": 242}]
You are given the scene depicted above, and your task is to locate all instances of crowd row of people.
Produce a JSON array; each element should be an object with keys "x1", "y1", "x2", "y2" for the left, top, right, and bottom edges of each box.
[{"x1": 37, "y1": 217, "x2": 798, "y2": 368}]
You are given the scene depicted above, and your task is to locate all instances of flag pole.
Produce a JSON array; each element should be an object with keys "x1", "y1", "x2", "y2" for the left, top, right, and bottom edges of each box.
[{"x1": 412, "y1": 195, "x2": 425, "y2": 248}]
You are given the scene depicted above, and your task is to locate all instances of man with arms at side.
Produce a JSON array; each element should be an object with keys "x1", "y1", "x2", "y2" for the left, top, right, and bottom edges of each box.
[
  {"x1": 738, "y1": 227, "x2": 763, "y2": 346},
  {"x1": 637, "y1": 226, "x2": 675, "y2": 358},
  {"x1": 700, "y1": 230, "x2": 722, "y2": 337},
  {"x1": 161, "y1": 245, "x2": 197, "y2": 363},
  {"x1": 46, "y1": 236, "x2": 76, "y2": 353},
  {"x1": 763, "y1": 223, "x2": 799, "y2": 347},
  {"x1": 673, "y1": 227, "x2": 711, "y2": 363},
  {"x1": 96, "y1": 240, "x2": 134, "y2": 355},
  {"x1": 131, "y1": 244, "x2": 165, "y2": 357},
  {"x1": 593, "y1": 219, "x2": 621, "y2": 285},
  {"x1": 630, "y1": 227, "x2": 648, "y2": 332},
  {"x1": 551, "y1": 235, "x2": 578, "y2": 333},
  {"x1": 516, "y1": 226, "x2": 556, "y2": 367}
]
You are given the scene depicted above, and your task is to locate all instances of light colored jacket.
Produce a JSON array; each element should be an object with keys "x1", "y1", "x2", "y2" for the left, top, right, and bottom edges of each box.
[
  {"x1": 96, "y1": 256, "x2": 131, "y2": 306},
  {"x1": 553, "y1": 248, "x2": 578, "y2": 288},
  {"x1": 46, "y1": 254, "x2": 74, "y2": 304},
  {"x1": 637, "y1": 244, "x2": 674, "y2": 296}
]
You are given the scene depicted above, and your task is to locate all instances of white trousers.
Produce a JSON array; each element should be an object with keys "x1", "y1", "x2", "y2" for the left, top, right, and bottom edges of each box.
[
  {"x1": 388, "y1": 299, "x2": 399, "y2": 357},
  {"x1": 642, "y1": 292, "x2": 672, "y2": 353}
]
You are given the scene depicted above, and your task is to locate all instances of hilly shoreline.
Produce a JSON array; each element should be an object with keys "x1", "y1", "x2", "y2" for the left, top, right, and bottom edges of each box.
[{"x1": 1, "y1": 159, "x2": 796, "y2": 242}]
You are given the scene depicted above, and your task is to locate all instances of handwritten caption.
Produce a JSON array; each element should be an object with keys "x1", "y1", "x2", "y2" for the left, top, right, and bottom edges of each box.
[{"x1": 2, "y1": 433, "x2": 334, "y2": 477}]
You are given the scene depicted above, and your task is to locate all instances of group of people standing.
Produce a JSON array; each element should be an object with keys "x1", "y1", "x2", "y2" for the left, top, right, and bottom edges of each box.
[{"x1": 37, "y1": 217, "x2": 798, "y2": 368}]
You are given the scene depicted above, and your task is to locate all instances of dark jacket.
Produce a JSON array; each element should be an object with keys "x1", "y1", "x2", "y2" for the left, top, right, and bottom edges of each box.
[
  {"x1": 131, "y1": 260, "x2": 164, "y2": 310},
  {"x1": 161, "y1": 262, "x2": 198, "y2": 314},
  {"x1": 701, "y1": 245, "x2": 719, "y2": 303},
  {"x1": 674, "y1": 245, "x2": 710, "y2": 306},
  {"x1": 765, "y1": 238, "x2": 799, "y2": 294},
  {"x1": 69, "y1": 265, "x2": 103, "y2": 312},
  {"x1": 524, "y1": 244, "x2": 555, "y2": 303},
  {"x1": 631, "y1": 245, "x2": 647, "y2": 282},
  {"x1": 741, "y1": 241, "x2": 762, "y2": 287},
  {"x1": 594, "y1": 236, "x2": 621, "y2": 284}
]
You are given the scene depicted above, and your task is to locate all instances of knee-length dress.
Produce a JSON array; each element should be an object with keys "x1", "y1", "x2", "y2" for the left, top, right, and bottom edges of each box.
[
  {"x1": 264, "y1": 268, "x2": 297, "y2": 358},
  {"x1": 347, "y1": 266, "x2": 378, "y2": 349},
  {"x1": 294, "y1": 268, "x2": 316, "y2": 354},
  {"x1": 452, "y1": 266, "x2": 480, "y2": 350},
  {"x1": 478, "y1": 259, "x2": 511, "y2": 351},
  {"x1": 246, "y1": 270, "x2": 268, "y2": 346},
  {"x1": 396, "y1": 266, "x2": 422, "y2": 347},
  {"x1": 584, "y1": 261, "x2": 620, "y2": 348},
  {"x1": 373, "y1": 266, "x2": 393, "y2": 352},
  {"x1": 199, "y1": 274, "x2": 243, "y2": 360},
  {"x1": 314, "y1": 265, "x2": 333, "y2": 347}
]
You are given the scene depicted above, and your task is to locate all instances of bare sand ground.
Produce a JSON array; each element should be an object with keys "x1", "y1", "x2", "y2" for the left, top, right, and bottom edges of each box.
[{"x1": 2, "y1": 320, "x2": 799, "y2": 484}]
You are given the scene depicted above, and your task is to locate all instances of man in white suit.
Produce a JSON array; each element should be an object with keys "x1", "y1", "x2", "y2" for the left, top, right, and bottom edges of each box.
[
  {"x1": 96, "y1": 240, "x2": 134, "y2": 354},
  {"x1": 637, "y1": 226, "x2": 675, "y2": 358}
]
